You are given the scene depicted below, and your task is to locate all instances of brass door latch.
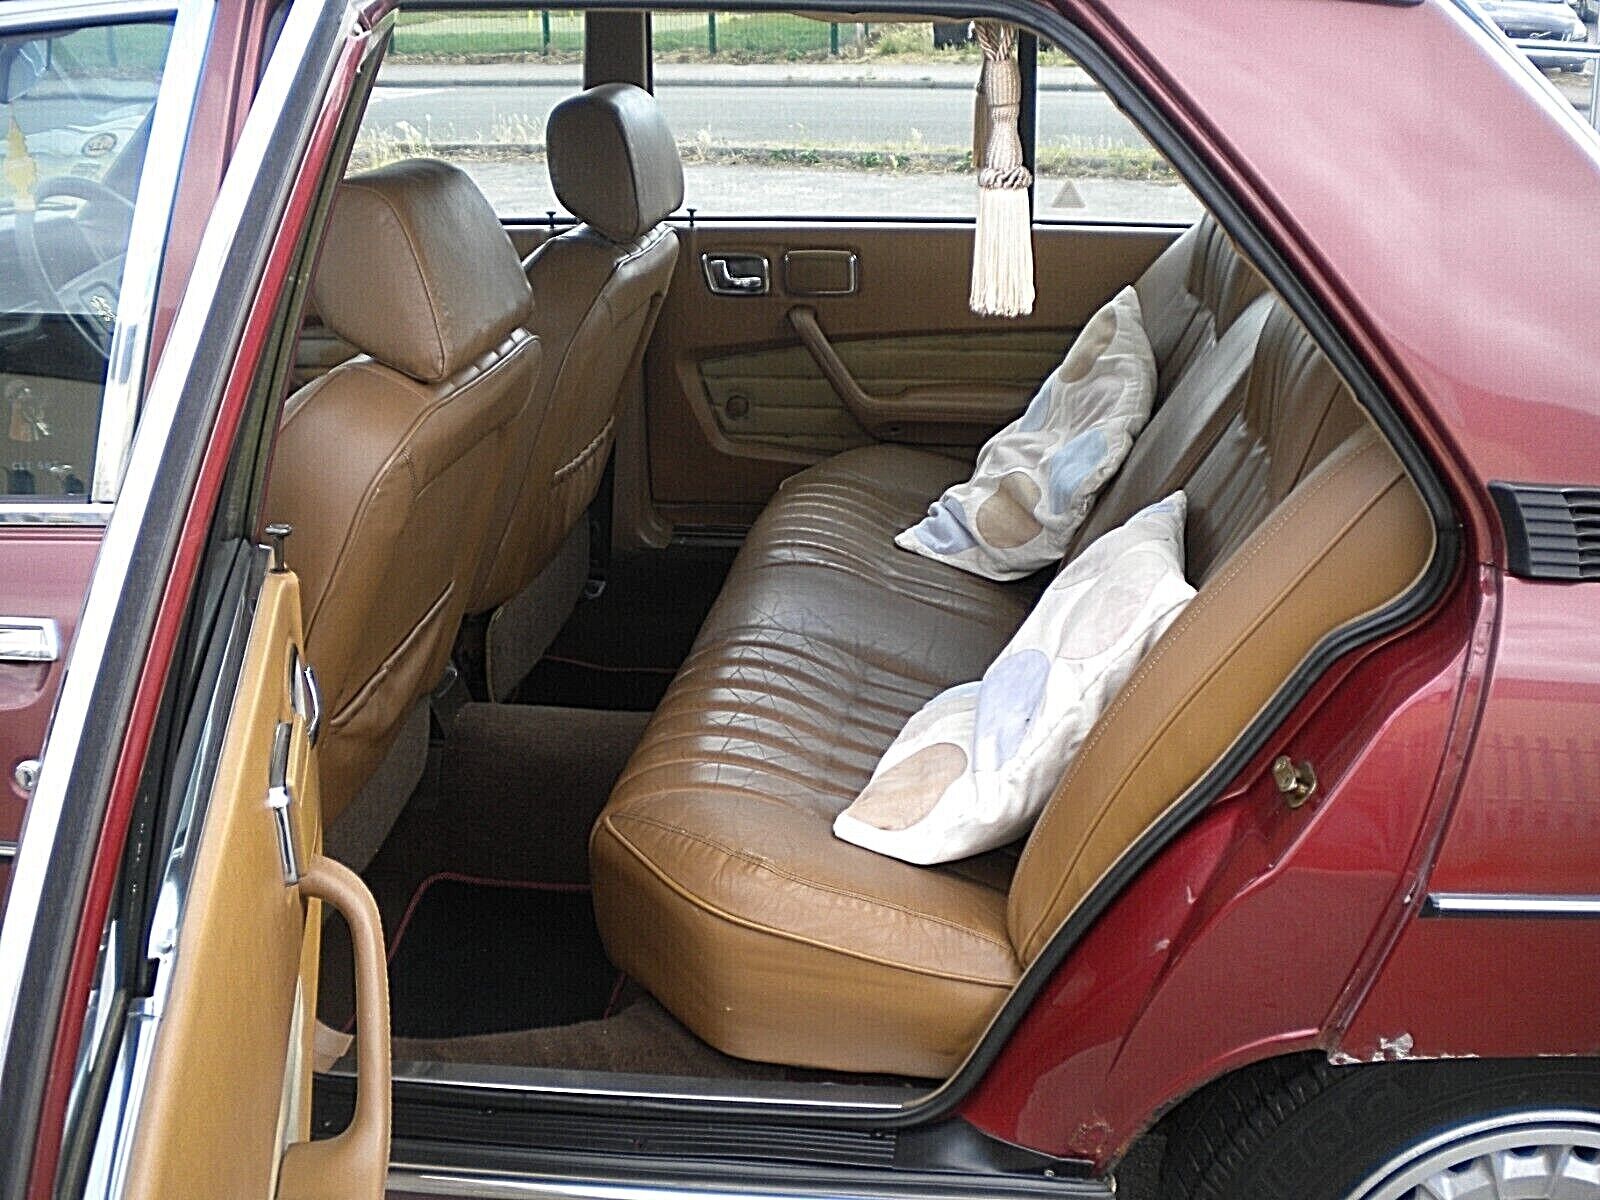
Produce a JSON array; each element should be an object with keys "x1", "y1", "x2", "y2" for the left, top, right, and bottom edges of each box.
[{"x1": 1272, "y1": 755, "x2": 1318, "y2": 809}]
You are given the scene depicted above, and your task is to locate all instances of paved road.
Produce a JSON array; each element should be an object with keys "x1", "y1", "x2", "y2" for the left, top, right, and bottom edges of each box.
[
  {"x1": 455, "y1": 157, "x2": 1200, "y2": 222},
  {"x1": 366, "y1": 79, "x2": 1147, "y2": 152}
]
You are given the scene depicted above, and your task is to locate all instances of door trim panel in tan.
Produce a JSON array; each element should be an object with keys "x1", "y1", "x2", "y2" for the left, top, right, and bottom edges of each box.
[{"x1": 645, "y1": 221, "x2": 1180, "y2": 525}]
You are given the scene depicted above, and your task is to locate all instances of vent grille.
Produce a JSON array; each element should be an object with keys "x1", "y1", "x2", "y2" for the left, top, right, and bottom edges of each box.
[{"x1": 1490, "y1": 482, "x2": 1600, "y2": 581}]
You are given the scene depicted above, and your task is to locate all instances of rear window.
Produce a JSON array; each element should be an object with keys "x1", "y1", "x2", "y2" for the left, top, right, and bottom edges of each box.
[{"x1": 0, "y1": 20, "x2": 174, "y2": 505}]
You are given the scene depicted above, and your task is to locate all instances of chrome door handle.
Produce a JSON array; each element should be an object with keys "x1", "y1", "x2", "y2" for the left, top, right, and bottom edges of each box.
[
  {"x1": 292, "y1": 655, "x2": 322, "y2": 748},
  {"x1": 267, "y1": 720, "x2": 301, "y2": 885},
  {"x1": 703, "y1": 254, "x2": 769, "y2": 296},
  {"x1": 0, "y1": 617, "x2": 60, "y2": 663}
]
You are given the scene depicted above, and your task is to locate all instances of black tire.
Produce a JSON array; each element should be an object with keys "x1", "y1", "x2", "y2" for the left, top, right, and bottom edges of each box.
[{"x1": 1157, "y1": 1053, "x2": 1600, "y2": 1200}]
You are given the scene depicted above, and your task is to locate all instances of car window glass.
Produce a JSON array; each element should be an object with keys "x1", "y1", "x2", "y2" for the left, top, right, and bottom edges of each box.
[
  {"x1": 356, "y1": 11, "x2": 1204, "y2": 226},
  {"x1": 1032, "y1": 42, "x2": 1201, "y2": 225},
  {"x1": 355, "y1": 10, "x2": 584, "y2": 214},
  {"x1": 0, "y1": 20, "x2": 174, "y2": 503}
]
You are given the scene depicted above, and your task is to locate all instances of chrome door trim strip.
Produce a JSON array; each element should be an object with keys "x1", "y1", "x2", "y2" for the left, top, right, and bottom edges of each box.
[
  {"x1": 386, "y1": 1166, "x2": 1113, "y2": 1200},
  {"x1": 0, "y1": 843, "x2": 16, "y2": 863},
  {"x1": 1422, "y1": 892, "x2": 1600, "y2": 918},
  {"x1": 0, "y1": 503, "x2": 114, "y2": 527}
]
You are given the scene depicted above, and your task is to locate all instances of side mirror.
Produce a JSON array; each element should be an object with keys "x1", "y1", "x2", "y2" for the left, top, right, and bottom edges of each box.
[{"x1": 0, "y1": 40, "x2": 50, "y2": 105}]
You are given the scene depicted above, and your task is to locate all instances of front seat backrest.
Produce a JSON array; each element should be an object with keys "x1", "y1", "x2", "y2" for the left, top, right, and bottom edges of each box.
[
  {"x1": 267, "y1": 159, "x2": 539, "y2": 830},
  {"x1": 469, "y1": 83, "x2": 683, "y2": 694}
]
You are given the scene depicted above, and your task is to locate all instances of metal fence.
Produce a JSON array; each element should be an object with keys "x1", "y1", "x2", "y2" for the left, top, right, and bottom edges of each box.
[{"x1": 387, "y1": 10, "x2": 963, "y2": 61}]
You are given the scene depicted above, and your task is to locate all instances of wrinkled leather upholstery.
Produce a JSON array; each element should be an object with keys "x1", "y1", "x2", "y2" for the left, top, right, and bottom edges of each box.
[
  {"x1": 269, "y1": 161, "x2": 539, "y2": 829},
  {"x1": 592, "y1": 217, "x2": 1435, "y2": 1076},
  {"x1": 471, "y1": 87, "x2": 683, "y2": 689}
]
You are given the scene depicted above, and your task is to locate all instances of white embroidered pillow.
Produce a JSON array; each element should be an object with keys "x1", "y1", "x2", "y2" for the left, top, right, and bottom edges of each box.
[
  {"x1": 836, "y1": 492, "x2": 1195, "y2": 865},
  {"x1": 895, "y1": 286, "x2": 1157, "y2": 581}
]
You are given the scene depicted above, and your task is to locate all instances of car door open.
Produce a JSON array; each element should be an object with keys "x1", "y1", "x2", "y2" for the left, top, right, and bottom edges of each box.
[{"x1": 119, "y1": 552, "x2": 390, "y2": 1200}]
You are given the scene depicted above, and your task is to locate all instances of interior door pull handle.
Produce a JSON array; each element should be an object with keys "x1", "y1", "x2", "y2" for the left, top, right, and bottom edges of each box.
[
  {"x1": 0, "y1": 617, "x2": 60, "y2": 663},
  {"x1": 703, "y1": 254, "x2": 769, "y2": 295},
  {"x1": 787, "y1": 307, "x2": 1032, "y2": 437},
  {"x1": 278, "y1": 855, "x2": 391, "y2": 1200}
]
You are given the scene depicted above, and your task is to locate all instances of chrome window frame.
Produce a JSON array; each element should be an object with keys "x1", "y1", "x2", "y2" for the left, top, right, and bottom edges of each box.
[{"x1": 0, "y1": 0, "x2": 210, "y2": 523}]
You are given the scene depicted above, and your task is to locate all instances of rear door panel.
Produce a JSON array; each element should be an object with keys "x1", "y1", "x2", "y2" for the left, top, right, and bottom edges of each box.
[{"x1": 642, "y1": 221, "x2": 1177, "y2": 527}]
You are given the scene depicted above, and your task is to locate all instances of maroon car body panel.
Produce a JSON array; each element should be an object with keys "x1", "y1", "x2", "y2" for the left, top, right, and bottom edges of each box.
[{"x1": 0, "y1": 532, "x2": 100, "y2": 907}]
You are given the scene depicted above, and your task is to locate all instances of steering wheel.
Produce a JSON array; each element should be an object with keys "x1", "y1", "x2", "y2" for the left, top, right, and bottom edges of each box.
[{"x1": 13, "y1": 175, "x2": 135, "y2": 360}]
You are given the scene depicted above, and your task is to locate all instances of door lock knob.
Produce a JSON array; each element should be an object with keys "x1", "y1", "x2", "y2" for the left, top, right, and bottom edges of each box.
[{"x1": 263, "y1": 522, "x2": 293, "y2": 573}]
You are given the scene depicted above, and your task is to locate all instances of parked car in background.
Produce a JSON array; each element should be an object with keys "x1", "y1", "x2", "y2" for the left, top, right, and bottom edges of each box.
[
  {"x1": 1482, "y1": 0, "x2": 1593, "y2": 70},
  {"x1": 2, "y1": 2, "x2": 1600, "y2": 1200}
]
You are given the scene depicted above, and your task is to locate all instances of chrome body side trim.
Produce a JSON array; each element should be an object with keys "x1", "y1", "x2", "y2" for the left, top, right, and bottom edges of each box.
[
  {"x1": 1423, "y1": 893, "x2": 1600, "y2": 918},
  {"x1": 0, "y1": 843, "x2": 17, "y2": 863}
]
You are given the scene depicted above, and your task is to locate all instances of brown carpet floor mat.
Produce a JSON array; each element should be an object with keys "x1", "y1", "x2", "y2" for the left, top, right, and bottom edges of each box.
[{"x1": 318, "y1": 704, "x2": 650, "y2": 1029}]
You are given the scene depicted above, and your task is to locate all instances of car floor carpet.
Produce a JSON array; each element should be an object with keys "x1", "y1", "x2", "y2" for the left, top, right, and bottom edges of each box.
[
  {"x1": 317, "y1": 704, "x2": 651, "y2": 1029},
  {"x1": 385, "y1": 875, "x2": 619, "y2": 1038},
  {"x1": 390, "y1": 991, "x2": 932, "y2": 1090},
  {"x1": 514, "y1": 545, "x2": 736, "y2": 711},
  {"x1": 391, "y1": 993, "x2": 793, "y2": 1079}
]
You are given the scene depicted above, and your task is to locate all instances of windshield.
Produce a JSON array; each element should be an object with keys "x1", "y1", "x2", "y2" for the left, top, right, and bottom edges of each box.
[{"x1": 0, "y1": 19, "x2": 173, "y2": 505}]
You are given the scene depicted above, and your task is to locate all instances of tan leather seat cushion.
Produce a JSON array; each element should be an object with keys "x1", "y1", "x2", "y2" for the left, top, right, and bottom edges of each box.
[{"x1": 593, "y1": 447, "x2": 1033, "y2": 1077}]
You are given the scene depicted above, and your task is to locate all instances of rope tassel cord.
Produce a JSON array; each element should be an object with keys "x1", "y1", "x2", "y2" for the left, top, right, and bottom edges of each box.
[{"x1": 970, "y1": 21, "x2": 1035, "y2": 318}]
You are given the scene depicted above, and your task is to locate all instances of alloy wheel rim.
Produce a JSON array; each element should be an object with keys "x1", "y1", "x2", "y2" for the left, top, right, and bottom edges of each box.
[{"x1": 1352, "y1": 1113, "x2": 1600, "y2": 1200}]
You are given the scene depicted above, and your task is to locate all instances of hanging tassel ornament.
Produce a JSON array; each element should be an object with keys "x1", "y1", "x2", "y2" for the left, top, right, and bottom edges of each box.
[{"x1": 969, "y1": 22, "x2": 1034, "y2": 318}]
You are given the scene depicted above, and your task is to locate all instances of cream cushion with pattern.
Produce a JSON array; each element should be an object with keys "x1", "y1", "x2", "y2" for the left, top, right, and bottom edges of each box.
[
  {"x1": 837, "y1": 493, "x2": 1195, "y2": 865},
  {"x1": 895, "y1": 286, "x2": 1157, "y2": 581}
]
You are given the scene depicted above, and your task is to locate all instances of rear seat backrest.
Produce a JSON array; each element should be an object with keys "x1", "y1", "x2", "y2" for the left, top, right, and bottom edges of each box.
[
  {"x1": 1006, "y1": 306, "x2": 1435, "y2": 965},
  {"x1": 1182, "y1": 305, "x2": 1372, "y2": 581},
  {"x1": 1136, "y1": 215, "x2": 1269, "y2": 402}
]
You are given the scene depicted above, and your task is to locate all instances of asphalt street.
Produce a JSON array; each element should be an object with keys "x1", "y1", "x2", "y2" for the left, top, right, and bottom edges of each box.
[{"x1": 364, "y1": 77, "x2": 1148, "y2": 154}]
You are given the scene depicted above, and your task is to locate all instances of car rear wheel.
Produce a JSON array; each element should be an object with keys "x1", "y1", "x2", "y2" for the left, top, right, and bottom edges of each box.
[{"x1": 1157, "y1": 1054, "x2": 1600, "y2": 1200}]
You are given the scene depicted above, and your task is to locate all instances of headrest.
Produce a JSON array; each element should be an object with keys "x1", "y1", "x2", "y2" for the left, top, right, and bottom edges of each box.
[
  {"x1": 313, "y1": 159, "x2": 532, "y2": 383},
  {"x1": 547, "y1": 84, "x2": 684, "y2": 243}
]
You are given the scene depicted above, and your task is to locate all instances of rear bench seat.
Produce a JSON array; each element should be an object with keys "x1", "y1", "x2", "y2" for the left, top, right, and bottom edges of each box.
[{"x1": 590, "y1": 218, "x2": 1436, "y2": 1078}]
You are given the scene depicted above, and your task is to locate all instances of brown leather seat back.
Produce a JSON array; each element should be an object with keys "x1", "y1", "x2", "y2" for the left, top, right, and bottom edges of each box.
[
  {"x1": 267, "y1": 159, "x2": 539, "y2": 825},
  {"x1": 471, "y1": 84, "x2": 684, "y2": 655},
  {"x1": 1007, "y1": 306, "x2": 1435, "y2": 965},
  {"x1": 1137, "y1": 215, "x2": 1269, "y2": 402}
]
